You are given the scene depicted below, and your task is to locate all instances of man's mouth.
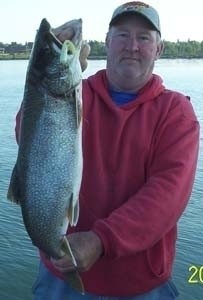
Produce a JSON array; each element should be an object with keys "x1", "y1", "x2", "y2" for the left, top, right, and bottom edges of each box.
[{"x1": 122, "y1": 57, "x2": 140, "y2": 63}]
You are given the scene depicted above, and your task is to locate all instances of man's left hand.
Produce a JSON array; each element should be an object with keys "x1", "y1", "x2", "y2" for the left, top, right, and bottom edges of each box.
[{"x1": 51, "y1": 231, "x2": 103, "y2": 273}]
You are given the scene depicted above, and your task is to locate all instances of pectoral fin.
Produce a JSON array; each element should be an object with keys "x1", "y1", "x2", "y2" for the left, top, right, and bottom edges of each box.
[
  {"x1": 7, "y1": 164, "x2": 22, "y2": 204},
  {"x1": 61, "y1": 235, "x2": 77, "y2": 266},
  {"x1": 75, "y1": 85, "x2": 82, "y2": 128},
  {"x1": 67, "y1": 193, "x2": 79, "y2": 226}
]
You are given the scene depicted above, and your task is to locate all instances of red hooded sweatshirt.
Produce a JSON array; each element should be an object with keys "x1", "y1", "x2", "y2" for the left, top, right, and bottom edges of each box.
[{"x1": 16, "y1": 70, "x2": 199, "y2": 296}]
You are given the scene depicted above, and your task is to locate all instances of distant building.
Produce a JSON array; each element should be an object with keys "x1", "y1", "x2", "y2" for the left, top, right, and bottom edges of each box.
[
  {"x1": 0, "y1": 48, "x2": 5, "y2": 54},
  {"x1": 26, "y1": 42, "x2": 33, "y2": 51}
]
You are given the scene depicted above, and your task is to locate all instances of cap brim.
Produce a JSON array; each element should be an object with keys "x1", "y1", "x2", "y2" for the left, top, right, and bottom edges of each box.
[{"x1": 109, "y1": 11, "x2": 160, "y2": 35}]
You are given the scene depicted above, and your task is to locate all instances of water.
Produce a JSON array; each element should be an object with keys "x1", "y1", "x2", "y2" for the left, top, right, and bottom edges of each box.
[{"x1": 0, "y1": 59, "x2": 203, "y2": 300}]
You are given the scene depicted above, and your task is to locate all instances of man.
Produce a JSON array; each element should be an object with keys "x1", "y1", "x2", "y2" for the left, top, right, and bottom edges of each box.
[{"x1": 17, "y1": 2, "x2": 200, "y2": 299}]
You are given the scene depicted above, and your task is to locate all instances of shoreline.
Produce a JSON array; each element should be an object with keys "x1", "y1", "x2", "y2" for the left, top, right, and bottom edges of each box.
[{"x1": 0, "y1": 55, "x2": 203, "y2": 61}]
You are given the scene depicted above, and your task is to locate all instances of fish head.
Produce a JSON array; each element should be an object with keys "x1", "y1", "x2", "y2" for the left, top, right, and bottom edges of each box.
[{"x1": 29, "y1": 18, "x2": 83, "y2": 96}]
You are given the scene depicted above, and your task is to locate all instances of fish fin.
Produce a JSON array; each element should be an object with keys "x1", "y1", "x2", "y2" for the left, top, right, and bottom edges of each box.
[
  {"x1": 67, "y1": 193, "x2": 74, "y2": 224},
  {"x1": 72, "y1": 200, "x2": 79, "y2": 226},
  {"x1": 7, "y1": 164, "x2": 22, "y2": 204},
  {"x1": 75, "y1": 85, "x2": 82, "y2": 128},
  {"x1": 67, "y1": 194, "x2": 79, "y2": 226},
  {"x1": 61, "y1": 236, "x2": 85, "y2": 294},
  {"x1": 61, "y1": 235, "x2": 77, "y2": 266},
  {"x1": 64, "y1": 270, "x2": 85, "y2": 295}
]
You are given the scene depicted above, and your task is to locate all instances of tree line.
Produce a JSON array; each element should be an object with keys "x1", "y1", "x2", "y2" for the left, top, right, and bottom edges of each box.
[
  {"x1": 0, "y1": 40, "x2": 203, "y2": 59},
  {"x1": 88, "y1": 40, "x2": 203, "y2": 59}
]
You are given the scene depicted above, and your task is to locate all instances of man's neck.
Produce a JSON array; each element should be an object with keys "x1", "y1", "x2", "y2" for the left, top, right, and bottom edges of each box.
[{"x1": 106, "y1": 71, "x2": 152, "y2": 93}]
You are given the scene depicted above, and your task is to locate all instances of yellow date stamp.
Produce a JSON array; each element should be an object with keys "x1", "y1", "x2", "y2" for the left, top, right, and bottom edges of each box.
[{"x1": 188, "y1": 265, "x2": 203, "y2": 284}]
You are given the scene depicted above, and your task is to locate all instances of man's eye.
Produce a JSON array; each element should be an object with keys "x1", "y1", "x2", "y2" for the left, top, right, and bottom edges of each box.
[
  {"x1": 139, "y1": 36, "x2": 149, "y2": 41},
  {"x1": 117, "y1": 32, "x2": 128, "y2": 38}
]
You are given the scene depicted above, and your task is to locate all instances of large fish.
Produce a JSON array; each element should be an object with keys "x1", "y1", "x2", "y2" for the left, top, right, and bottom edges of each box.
[{"x1": 7, "y1": 18, "x2": 84, "y2": 293}]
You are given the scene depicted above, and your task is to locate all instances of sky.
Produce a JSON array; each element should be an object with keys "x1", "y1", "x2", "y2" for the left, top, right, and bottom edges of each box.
[{"x1": 0, "y1": 0, "x2": 202, "y2": 44}]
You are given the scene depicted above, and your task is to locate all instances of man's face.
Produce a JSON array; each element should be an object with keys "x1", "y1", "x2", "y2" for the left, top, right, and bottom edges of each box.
[{"x1": 106, "y1": 14, "x2": 163, "y2": 91}]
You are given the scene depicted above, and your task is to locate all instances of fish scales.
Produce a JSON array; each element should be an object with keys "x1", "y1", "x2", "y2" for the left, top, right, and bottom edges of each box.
[
  {"x1": 21, "y1": 98, "x2": 78, "y2": 255},
  {"x1": 7, "y1": 18, "x2": 84, "y2": 293}
]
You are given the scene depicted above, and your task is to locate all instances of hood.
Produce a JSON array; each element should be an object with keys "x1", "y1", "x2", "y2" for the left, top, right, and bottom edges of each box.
[{"x1": 83, "y1": 69, "x2": 165, "y2": 110}]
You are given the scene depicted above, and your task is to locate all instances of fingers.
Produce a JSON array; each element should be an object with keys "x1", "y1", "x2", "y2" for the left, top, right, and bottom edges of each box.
[
  {"x1": 80, "y1": 42, "x2": 91, "y2": 72},
  {"x1": 51, "y1": 231, "x2": 103, "y2": 274},
  {"x1": 52, "y1": 19, "x2": 90, "y2": 72},
  {"x1": 51, "y1": 256, "x2": 76, "y2": 273},
  {"x1": 54, "y1": 27, "x2": 75, "y2": 43},
  {"x1": 53, "y1": 19, "x2": 82, "y2": 44},
  {"x1": 80, "y1": 42, "x2": 91, "y2": 59}
]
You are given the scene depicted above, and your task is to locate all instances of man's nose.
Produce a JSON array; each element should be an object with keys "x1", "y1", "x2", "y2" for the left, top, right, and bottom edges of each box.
[{"x1": 126, "y1": 37, "x2": 139, "y2": 51}]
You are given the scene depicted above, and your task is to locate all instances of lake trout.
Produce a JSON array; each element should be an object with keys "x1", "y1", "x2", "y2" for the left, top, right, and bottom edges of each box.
[{"x1": 7, "y1": 18, "x2": 84, "y2": 293}]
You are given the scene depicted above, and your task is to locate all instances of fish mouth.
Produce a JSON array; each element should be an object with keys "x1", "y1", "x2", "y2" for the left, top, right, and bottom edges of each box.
[
  {"x1": 46, "y1": 31, "x2": 76, "y2": 63},
  {"x1": 30, "y1": 18, "x2": 82, "y2": 96},
  {"x1": 48, "y1": 18, "x2": 82, "y2": 54},
  {"x1": 48, "y1": 30, "x2": 63, "y2": 50},
  {"x1": 47, "y1": 21, "x2": 82, "y2": 67}
]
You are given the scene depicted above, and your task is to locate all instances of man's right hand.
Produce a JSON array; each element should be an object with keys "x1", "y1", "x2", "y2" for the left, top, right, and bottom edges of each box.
[{"x1": 53, "y1": 20, "x2": 91, "y2": 72}]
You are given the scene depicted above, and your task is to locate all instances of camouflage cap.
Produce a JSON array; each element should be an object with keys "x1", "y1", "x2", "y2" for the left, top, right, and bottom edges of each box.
[{"x1": 109, "y1": 1, "x2": 161, "y2": 36}]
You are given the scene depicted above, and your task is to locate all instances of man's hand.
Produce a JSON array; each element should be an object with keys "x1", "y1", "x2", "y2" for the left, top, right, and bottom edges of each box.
[
  {"x1": 79, "y1": 41, "x2": 91, "y2": 72},
  {"x1": 53, "y1": 20, "x2": 90, "y2": 72},
  {"x1": 51, "y1": 231, "x2": 103, "y2": 273}
]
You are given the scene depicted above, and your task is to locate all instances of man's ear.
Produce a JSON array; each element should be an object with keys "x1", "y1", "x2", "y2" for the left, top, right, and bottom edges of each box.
[
  {"x1": 105, "y1": 32, "x2": 110, "y2": 50},
  {"x1": 156, "y1": 40, "x2": 164, "y2": 60}
]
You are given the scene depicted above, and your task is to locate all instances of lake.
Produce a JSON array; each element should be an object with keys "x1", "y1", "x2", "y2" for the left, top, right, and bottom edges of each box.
[{"x1": 0, "y1": 59, "x2": 203, "y2": 300}]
